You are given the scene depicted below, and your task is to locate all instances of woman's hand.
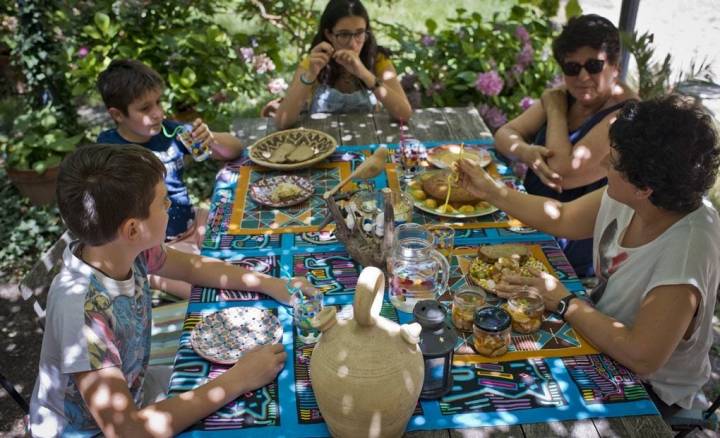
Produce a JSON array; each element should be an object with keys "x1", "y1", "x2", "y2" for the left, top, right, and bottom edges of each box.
[
  {"x1": 333, "y1": 49, "x2": 371, "y2": 81},
  {"x1": 495, "y1": 268, "x2": 570, "y2": 311},
  {"x1": 541, "y1": 88, "x2": 568, "y2": 115},
  {"x1": 518, "y1": 144, "x2": 562, "y2": 192},
  {"x1": 307, "y1": 42, "x2": 335, "y2": 79},
  {"x1": 456, "y1": 158, "x2": 502, "y2": 200}
]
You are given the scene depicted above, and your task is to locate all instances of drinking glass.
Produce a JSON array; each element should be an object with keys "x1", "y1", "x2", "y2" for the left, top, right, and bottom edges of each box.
[
  {"x1": 396, "y1": 137, "x2": 426, "y2": 186},
  {"x1": 177, "y1": 127, "x2": 211, "y2": 162}
]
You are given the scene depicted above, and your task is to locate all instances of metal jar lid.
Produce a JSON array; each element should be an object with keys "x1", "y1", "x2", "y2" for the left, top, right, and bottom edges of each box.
[{"x1": 473, "y1": 306, "x2": 511, "y2": 332}]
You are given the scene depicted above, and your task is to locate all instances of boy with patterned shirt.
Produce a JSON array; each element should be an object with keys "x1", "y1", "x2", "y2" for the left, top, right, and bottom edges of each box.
[
  {"x1": 96, "y1": 59, "x2": 243, "y2": 296},
  {"x1": 29, "y1": 144, "x2": 315, "y2": 437}
]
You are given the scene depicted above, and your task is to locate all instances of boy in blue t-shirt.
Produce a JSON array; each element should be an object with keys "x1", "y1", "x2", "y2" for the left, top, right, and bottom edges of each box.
[
  {"x1": 29, "y1": 144, "x2": 315, "y2": 437},
  {"x1": 96, "y1": 59, "x2": 245, "y2": 296}
]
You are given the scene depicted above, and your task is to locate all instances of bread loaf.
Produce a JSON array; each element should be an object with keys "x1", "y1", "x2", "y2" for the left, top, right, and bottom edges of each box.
[
  {"x1": 421, "y1": 170, "x2": 482, "y2": 203},
  {"x1": 477, "y1": 244, "x2": 530, "y2": 264}
]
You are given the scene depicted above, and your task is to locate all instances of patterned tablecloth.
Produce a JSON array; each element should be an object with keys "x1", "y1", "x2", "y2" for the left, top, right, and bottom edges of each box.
[{"x1": 170, "y1": 140, "x2": 658, "y2": 437}]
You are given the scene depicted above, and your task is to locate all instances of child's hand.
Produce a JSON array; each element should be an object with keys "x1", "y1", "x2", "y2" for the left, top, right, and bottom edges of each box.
[
  {"x1": 231, "y1": 343, "x2": 286, "y2": 390},
  {"x1": 191, "y1": 118, "x2": 215, "y2": 147},
  {"x1": 289, "y1": 276, "x2": 319, "y2": 298}
]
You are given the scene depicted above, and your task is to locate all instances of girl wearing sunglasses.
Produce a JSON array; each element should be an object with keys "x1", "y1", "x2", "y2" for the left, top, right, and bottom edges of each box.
[
  {"x1": 494, "y1": 14, "x2": 638, "y2": 277},
  {"x1": 275, "y1": 0, "x2": 412, "y2": 129}
]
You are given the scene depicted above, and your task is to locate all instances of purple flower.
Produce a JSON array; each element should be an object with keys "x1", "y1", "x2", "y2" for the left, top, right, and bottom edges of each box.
[
  {"x1": 516, "y1": 43, "x2": 534, "y2": 67},
  {"x1": 267, "y1": 77, "x2": 288, "y2": 94},
  {"x1": 253, "y1": 54, "x2": 275, "y2": 74},
  {"x1": 400, "y1": 73, "x2": 418, "y2": 90},
  {"x1": 77, "y1": 47, "x2": 89, "y2": 58},
  {"x1": 239, "y1": 47, "x2": 254, "y2": 63},
  {"x1": 515, "y1": 25, "x2": 530, "y2": 43},
  {"x1": 547, "y1": 74, "x2": 565, "y2": 89},
  {"x1": 421, "y1": 34, "x2": 436, "y2": 47},
  {"x1": 425, "y1": 81, "x2": 445, "y2": 96},
  {"x1": 510, "y1": 64, "x2": 525, "y2": 77},
  {"x1": 477, "y1": 104, "x2": 508, "y2": 130},
  {"x1": 475, "y1": 71, "x2": 504, "y2": 96},
  {"x1": 519, "y1": 96, "x2": 536, "y2": 111}
]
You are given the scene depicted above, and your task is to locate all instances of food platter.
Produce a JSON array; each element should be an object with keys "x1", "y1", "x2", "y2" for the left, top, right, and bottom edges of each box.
[
  {"x1": 426, "y1": 144, "x2": 492, "y2": 169},
  {"x1": 249, "y1": 175, "x2": 314, "y2": 207},
  {"x1": 406, "y1": 170, "x2": 499, "y2": 218},
  {"x1": 248, "y1": 128, "x2": 337, "y2": 170}
]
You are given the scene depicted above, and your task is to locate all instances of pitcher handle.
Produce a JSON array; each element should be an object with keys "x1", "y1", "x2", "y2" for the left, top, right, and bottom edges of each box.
[
  {"x1": 431, "y1": 249, "x2": 450, "y2": 300},
  {"x1": 353, "y1": 266, "x2": 385, "y2": 327}
]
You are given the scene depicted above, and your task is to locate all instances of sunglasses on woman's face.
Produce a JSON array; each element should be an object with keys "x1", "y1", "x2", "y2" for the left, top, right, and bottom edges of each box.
[{"x1": 561, "y1": 59, "x2": 605, "y2": 76}]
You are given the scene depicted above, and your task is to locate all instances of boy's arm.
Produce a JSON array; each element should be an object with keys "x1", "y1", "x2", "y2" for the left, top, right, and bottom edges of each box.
[
  {"x1": 154, "y1": 248, "x2": 315, "y2": 304},
  {"x1": 75, "y1": 343, "x2": 286, "y2": 438}
]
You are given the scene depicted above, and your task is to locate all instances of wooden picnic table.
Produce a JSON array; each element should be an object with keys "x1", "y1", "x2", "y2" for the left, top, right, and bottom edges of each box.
[{"x1": 222, "y1": 107, "x2": 673, "y2": 438}]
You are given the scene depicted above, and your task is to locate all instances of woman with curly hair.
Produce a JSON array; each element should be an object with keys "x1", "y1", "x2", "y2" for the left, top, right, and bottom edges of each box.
[
  {"x1": 458, "y1": 95, "x2": 720, "y2": 418},
  {"x1": 494, "y1": 14, "x2": 639, "y2": 276},
  {"x1": 274, "y1": 0, "x2": 412, "y2": 129}
]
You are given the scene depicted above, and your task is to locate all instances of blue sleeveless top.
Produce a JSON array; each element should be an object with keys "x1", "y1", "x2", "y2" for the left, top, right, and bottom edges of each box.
[{"x1": 309, "y1": 84, "x2": 378, "y2": 114}]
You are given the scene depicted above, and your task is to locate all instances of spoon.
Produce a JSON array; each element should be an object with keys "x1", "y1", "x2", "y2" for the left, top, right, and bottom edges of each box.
[{"x1": 323, "y1": 146, "x2": 389, "y2": 199}]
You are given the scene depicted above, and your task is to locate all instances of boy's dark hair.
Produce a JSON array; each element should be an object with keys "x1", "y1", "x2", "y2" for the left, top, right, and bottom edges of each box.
[
  {"x1": 609, "y1": 94, "x2": 720, "y2": 213},
  {"x1": 57, "y1": 144, "x2": 166, "y2": 246},
  {"x1": 552, "y1": 14, "x2": 620, "y2": 65},
  {"x1": 96, "y1": 59, "x2": 164, "y2": 115}
]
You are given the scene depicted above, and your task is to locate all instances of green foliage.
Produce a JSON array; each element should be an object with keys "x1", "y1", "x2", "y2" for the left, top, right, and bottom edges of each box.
[
  {"x1": 0, "y1": 166, "x2": 63, "y2": 283},
  {"x1": 0, "y1": 102, "x2": 84, "y2": 173},
  {"x1": 379, "y1": 3, "x2": 559, "y2": 130},
  {"x1": 621, "y1": 31, "x2": 672, "y2": 100},
  {"x1": 65, "y1": 1, "x2": 284, "y2": 121}
]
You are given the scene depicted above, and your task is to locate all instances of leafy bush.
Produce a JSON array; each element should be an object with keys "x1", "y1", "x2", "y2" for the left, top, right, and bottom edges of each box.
[
  {"x1": 380, "y1": 3, "x2": 559, "y2": 130},
  {"x1": 64, "y1": 1, "x2": 284, "y2": 121}
]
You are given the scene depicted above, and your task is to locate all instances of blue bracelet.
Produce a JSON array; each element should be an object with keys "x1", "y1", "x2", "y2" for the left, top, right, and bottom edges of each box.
[{"x1": 299, "y1": 73, "x2": 316, "y2": 86}]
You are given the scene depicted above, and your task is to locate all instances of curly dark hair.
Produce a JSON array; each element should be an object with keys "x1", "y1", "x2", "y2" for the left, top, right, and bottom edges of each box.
[
  {"x1": 552, "y1": 14, "x2": 620, "y2": 65},
  {"x1": 609, "y1": 94, "x2": 720, "y2": 213},
  {"x1": 310, "y1": 0, "x2": 390, "y2": 87}
]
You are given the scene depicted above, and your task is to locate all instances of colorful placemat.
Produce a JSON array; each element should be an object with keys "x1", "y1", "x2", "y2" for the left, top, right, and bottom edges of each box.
[{"x1": 227, "y1": 162, "x2": 353, "y2": 235}]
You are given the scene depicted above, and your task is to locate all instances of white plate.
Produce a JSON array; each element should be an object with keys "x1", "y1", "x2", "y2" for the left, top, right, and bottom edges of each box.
[{"x1": 427, "y1": 144, "x2": 492, "y2": 169}]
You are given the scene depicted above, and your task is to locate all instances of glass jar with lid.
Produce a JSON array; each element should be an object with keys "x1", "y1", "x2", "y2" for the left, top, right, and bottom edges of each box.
[{"x1": 473, "y1": 306, "x2": 511, "y2": 357}]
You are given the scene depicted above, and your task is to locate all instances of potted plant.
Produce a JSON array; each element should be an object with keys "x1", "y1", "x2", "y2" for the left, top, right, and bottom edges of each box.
[{"x1": 1, "y1": 103, "x2": 84, "y2": 205}]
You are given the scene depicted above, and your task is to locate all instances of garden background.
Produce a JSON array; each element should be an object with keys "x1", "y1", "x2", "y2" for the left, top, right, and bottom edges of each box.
[{"x1": 1, "y1": 0, "x2": 719, "y2": 435}]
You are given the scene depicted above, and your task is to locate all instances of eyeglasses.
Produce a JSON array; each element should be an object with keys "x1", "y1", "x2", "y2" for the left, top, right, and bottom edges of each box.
[
  {"x1": 561, "y1": 59, "x2": 605, "y2": 76},
  {"x1": 332, "y1": 29, "x2": 369, "y2": 45}
]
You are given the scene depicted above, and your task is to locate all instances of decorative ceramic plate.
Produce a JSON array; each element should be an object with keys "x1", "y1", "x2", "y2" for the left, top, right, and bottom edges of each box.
[
  {"x1": 190, "y1": 307, "x2": 283, "y2": 364},
  {"x1": 406, "y1": 170, "x2": 499, "y2": 219},
  {"x1": 427, "y1": 144, "x2": 492, "y2": 169},
  {"x1": 248, "y1": 128, "x2": 337, "y2": 170},
  {"x1": 249, "y1": 175, "x2": 315, "y2": 207}
]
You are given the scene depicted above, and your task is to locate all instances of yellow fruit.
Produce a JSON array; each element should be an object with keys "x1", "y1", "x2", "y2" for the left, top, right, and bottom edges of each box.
[
  {"x1": 459, "y1": 205, "x2": 475, "y2": 214},
  {"x1": 424, "y1": 198, "x2": 438, "y2": 209},
  {"x1": 411, "y1": 190, "x2": 427, "y2": 201},
  {"x1": 475, "y1": 201, "x2": 491, "y2": 211},
  {"x1": 436, "y1": 204, "x2": 456, "y2": 214}
]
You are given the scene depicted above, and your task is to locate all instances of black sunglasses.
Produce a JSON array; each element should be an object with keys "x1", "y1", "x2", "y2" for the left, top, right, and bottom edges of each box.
[{"x1": 561, "y1": 59, "x2": 605, "y2": 76}]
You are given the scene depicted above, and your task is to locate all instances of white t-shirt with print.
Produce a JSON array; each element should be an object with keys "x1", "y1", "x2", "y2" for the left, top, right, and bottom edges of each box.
[
  {"x1": 591, "y1": 190, "x2": 720, "y2": 409},
  {"x1": 29, "y1": 242, "x2": 167, "y2": 437}
]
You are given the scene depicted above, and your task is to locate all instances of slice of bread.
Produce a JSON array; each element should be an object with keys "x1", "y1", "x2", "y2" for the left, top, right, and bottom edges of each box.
[
  {"x1": 477, "y1": 244, "x2": 529, "y2": 264},
  {"x1": 285, "y1": 144, "x2": 315, "y2": 162},
  {"x1": 269, "y1": 142, "x2": 295, "y2": 163}
]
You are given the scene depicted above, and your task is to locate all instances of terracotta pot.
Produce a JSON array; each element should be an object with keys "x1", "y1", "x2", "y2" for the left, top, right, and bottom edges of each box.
[
  {"x1": 310, "y1": 266, "x2": 424, "y2": 438},
  {"x1": 6, "y1": 166, "x2": 59, "y2": 206}
]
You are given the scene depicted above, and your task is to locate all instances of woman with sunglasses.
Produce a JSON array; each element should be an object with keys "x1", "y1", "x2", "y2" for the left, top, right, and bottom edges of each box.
[
  {"x1": 458, "y1": 95, "x2": 720, "y2": 418},
  {"x1": 494, "y1": 14, "x2": 638, "y2": 277},
  {"x1": 275, "y1": 0, "x2": 412, "y2": 129}
]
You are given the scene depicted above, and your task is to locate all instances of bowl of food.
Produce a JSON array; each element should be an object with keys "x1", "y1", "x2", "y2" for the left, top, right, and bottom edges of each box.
[
  {"x1": 248, "y1": 128, "x2": 337, "y2": 170},
  {"x1": 466, "y1": 244, "x2": 548, "y2": 294},
  {"x1": 427, "y1": 144, "x2": 492, "y2": 169},
  {"x1": 249, "y1": 174, "x2": 315, "y2": 207},
  {"x1": 506, "y1": 289, "x2": 545, "y2": 334},
  {"x1": 406, "y1": 169, "x2": 498, "y2": 218}
]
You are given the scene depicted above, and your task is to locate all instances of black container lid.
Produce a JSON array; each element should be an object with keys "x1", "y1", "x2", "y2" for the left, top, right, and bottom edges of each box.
[
  {"x1": 413, "y1": 300, "x2": 446, "y2": 329},
  {"x1": 473, "y1": 306, "x2": 511, "y2": 332}
]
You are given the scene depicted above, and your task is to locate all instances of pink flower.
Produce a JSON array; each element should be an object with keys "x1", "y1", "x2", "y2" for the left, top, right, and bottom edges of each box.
[
  {"x1": 77, "y1": 47, "x2": 89, "y2": 58},
  {"x1": 516, "y1": 43, "x2": 534, "y2": 67},
  {"x1": 511, "y1": 64, "x2": 525, "y2": 77},
  {"x1": 421, "y1": 34, "x2": 436, "y2": 47},
  {"x1": 475, "y1": 71, "x2": 504, "y2": 96},
  {"x1": 239, "y1": 47, "x2": 254, "y2": 64},
  {"x1": 515, "y1": 25, "x2": 530, "y2": 43},
  {"x1": 477, "y1": 104, "x2": 508, "y2": 130},
  {"x1": 267, "y1": 77, "x2": 288, "y2": 94},
  {"x1": 253, "y1": 54, "x2": 275, "y2": 74},
  {"x1": 520, "y1": 96, "x2": 536, "y2": 111}
]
